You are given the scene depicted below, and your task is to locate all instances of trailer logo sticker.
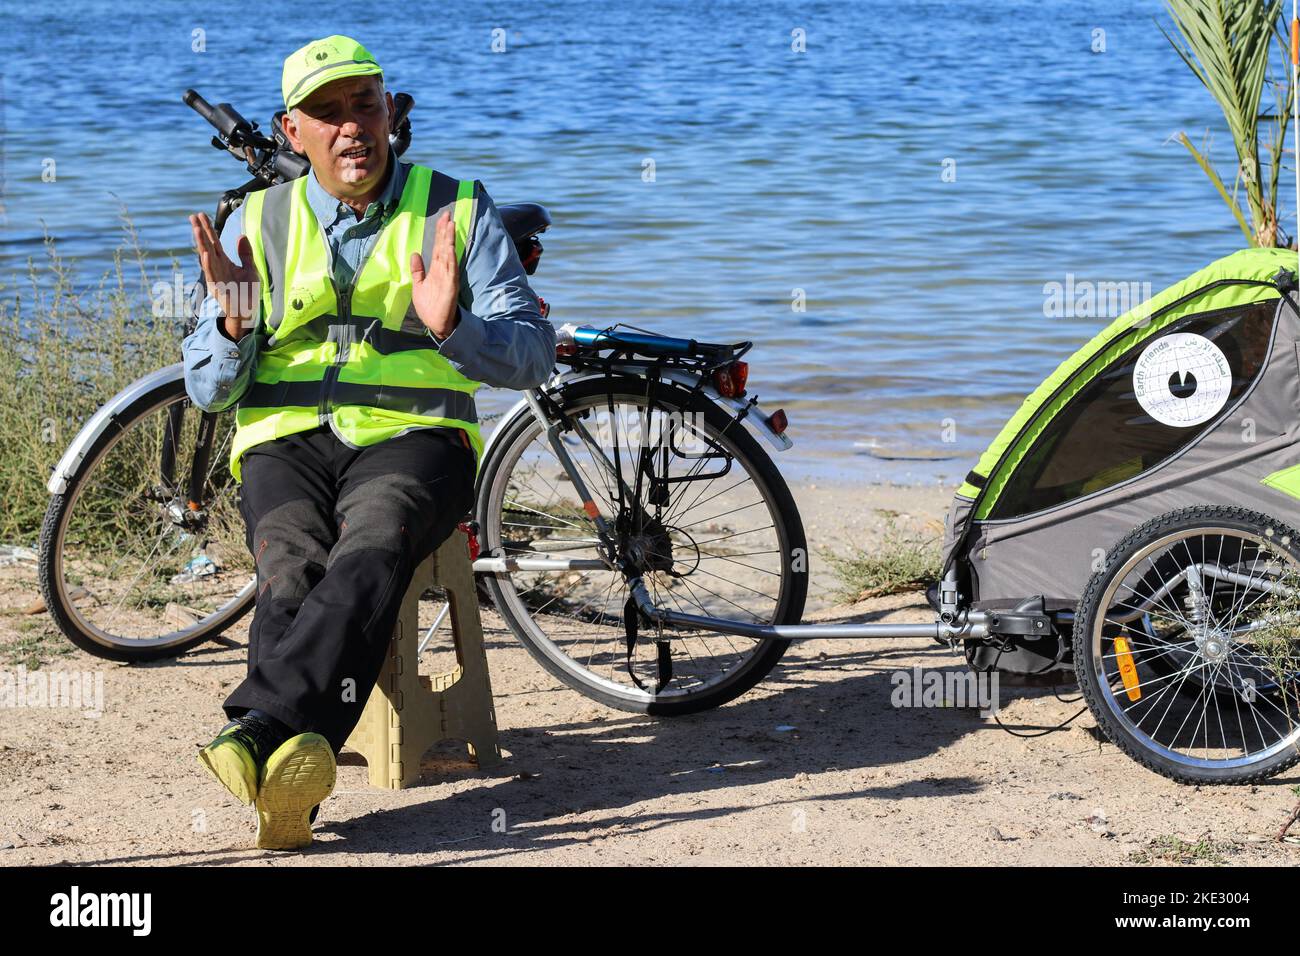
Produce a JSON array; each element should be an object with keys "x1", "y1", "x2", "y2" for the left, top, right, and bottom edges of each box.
[{"x1": 1132, "y1": 332, "x2": 1231, "y2": 427}]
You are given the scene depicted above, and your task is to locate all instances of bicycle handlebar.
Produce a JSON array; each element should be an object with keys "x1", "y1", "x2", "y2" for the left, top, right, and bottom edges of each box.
[
  {"x1": 181, "y1": 88, "x2": 217, "y2": 124},
  {"x1": 183, "y1": 89, "x2": 268, "y2": 150},
  {"x1": 184, "y1": 87, "x2": 416, "y2": 193}
]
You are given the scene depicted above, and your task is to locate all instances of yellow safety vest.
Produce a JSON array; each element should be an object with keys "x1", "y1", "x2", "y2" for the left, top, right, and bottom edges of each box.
[{"x1": 228, "y1": 164, "x2": 484, "y2": 481}]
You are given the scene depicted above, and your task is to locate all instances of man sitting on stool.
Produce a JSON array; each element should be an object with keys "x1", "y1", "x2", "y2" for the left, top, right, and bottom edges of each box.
[{"x1": 184, "y1": 35, "x2": 554, "y2": 850}]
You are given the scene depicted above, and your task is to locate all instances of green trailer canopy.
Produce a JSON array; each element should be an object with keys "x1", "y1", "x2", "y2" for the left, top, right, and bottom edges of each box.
[{"x1": 960, "y1": 247, "x2": 1297, "y2": 520}]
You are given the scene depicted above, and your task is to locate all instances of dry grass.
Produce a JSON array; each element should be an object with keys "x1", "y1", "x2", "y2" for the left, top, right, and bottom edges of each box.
[
  {"x1": 0, "y1": 214, "x2": 185, "y2": 545},
  {"x1": 822, "y1": 519, "x2": 941, "y2": 602}
]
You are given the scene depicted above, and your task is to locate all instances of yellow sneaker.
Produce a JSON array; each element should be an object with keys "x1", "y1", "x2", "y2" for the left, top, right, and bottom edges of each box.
[
  {"x1": 196, "y1": 716, "x2": 282, "y2": 806},
  {"x1": 254, "y1": 733, "x2": 336, "y2": 850}
]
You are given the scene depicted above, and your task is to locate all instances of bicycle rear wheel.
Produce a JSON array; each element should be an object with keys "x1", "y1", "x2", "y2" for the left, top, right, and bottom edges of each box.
[
  {"x1": 477, "y1": 376, "x2": 807, "y2": 715},
  {"x1": 38, "y1": 376, "x2": 254, "y2": 661}
]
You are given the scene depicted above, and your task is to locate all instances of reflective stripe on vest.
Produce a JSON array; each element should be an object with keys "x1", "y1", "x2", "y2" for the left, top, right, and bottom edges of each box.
[{"x1": 228, "y1": 165, "x2": 483, "y2": 481}]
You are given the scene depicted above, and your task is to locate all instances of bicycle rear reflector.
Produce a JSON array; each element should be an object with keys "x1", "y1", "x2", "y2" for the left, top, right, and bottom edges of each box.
[{"x1": 713, "y1": 361, "x2": 749, "y2": 397}]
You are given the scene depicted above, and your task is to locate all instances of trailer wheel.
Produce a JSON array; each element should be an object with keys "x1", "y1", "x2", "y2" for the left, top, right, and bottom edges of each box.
[{"x1": 1073, "y1": 505, "x2": 1300, "y2": 784}]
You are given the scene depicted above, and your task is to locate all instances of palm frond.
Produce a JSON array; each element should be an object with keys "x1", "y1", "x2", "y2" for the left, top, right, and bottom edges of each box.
[
  {"x1": 1162, "y1": 0, "x2": 1290, "y2": 246},
  {"x1": 1178, "y1": 132, "x2": 1257, "y2": 241}
]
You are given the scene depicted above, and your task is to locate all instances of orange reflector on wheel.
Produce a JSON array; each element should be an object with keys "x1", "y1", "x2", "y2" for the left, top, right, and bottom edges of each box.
[{"x1": 1114, "y1": 634, "x2": 1140, "y2": 701}]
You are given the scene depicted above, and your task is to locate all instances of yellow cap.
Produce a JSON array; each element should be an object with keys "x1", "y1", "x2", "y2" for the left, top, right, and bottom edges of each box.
[{"x1": 282, "y1": 35, "x2": 383, "y2": 110}]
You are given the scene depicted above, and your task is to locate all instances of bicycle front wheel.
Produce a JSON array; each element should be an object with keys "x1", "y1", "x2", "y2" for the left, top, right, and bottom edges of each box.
[
  {"x1": 38, "y1": 376, "x2": 254, "y2": 661},
  {"x1": 477, "y1": 376, "x2": 808, "y2": 715}
]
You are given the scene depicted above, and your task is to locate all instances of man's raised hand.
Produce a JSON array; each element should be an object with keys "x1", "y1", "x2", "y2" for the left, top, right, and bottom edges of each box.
[
  {"x1": 190, "y1": 212, "x2": 260, "y2": 341},
  {"x1": 410, "y1": 211, "x2": 460, "y2": 340}
]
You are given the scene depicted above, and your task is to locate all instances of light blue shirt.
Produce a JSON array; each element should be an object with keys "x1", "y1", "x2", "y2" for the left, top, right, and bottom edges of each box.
[{"x1": 181, "y1": 157, "x2": 556, "y2": 413}]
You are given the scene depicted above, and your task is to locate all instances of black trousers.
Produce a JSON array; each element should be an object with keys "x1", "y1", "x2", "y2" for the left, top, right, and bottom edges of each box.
[{"x1": 223, "y1": 425, "x2": 477, "y2": 754}]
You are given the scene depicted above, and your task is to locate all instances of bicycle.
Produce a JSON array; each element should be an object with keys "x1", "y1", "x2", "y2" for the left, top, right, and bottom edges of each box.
[{"x1": 38, "y1": 89, "x2": 809, "y2": 717}]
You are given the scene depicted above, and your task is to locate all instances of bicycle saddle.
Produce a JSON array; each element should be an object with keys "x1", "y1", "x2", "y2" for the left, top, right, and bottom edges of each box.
[{"x1": 497, "y1": 202, "x2": 551, "y2": 242}]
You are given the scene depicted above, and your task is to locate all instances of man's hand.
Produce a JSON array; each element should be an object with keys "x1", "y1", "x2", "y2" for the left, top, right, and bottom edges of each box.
[
  {"x1": 410, "y1": 211, "x2": 460, "y2": 339},
  {"x1": 190, "y1": 212, "x2": 260, "y2": 341}
]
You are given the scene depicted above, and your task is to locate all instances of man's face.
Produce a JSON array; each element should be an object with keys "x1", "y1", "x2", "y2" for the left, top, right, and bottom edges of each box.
[{"x1": 282, "y1": 74, "x2": 393, "y2": 197}]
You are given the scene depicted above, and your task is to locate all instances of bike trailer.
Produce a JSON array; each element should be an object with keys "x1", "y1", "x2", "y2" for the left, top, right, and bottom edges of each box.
[{"x1": 938, "y1": 247, "x2": 1300, "y2": 676}]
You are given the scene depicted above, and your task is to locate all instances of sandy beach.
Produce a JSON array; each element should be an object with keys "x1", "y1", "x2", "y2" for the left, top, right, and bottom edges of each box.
[{"x1": 2, "y1": 477, "x2": 1299, "y2": 866}]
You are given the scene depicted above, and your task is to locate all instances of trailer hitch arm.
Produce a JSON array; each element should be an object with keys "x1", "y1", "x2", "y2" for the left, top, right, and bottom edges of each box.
[{"x1": 626, "y1": 575, "x2": 991, "y2": 643}]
